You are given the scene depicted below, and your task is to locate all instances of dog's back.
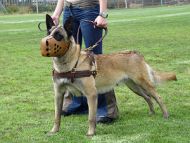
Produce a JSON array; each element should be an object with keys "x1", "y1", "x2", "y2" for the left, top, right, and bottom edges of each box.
[{"x1": 95, "y1": 51, "x2": 176, "y2": 92}]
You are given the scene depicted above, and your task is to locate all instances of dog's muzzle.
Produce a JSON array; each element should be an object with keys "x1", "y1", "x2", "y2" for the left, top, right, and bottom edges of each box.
[{"x1": 40, "y1": 36, "x2": 70, "y2": 57}]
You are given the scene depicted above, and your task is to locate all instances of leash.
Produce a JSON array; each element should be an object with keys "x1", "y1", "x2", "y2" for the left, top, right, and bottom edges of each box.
[
  {"x1": 38, "y1": 20, "x2": 108, "y2": 51},
  {"x1": 72, "y1": 20, "x2": 107, "y2": 74},
  {"x1": 76, "y1": 20, "x2": 108, "y2": 52},
  {"x1": 39, "y1": 19, "x2": 101, "y2": 82},
  {"x1": 66, "y1": 3, "x2": 108, "y2": 51},
  {"x1": 38, "y1": 21, "x2": 46, "y2": 32}
]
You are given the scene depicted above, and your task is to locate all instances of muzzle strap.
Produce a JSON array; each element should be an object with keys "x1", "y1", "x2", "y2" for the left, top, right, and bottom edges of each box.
[{"x1": 40, "y1": 35, "x2": 70, "y2": 57}]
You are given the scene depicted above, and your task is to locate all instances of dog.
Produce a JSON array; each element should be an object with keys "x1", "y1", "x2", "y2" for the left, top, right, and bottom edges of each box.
[{"x1": 40, "y1": 14, "x2": 177, "y2": 136}]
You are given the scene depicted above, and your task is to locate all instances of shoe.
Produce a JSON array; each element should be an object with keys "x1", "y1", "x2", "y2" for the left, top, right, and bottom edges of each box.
[
  {"x1": 61, "y1": 109, "x2": 88, "y2": 116},
  {"x1": 96, "y1": 116, "x2": 115, "y2": 124},
  {"x1": 61, "y1": 111, "x2": 72, "y2": 116}
]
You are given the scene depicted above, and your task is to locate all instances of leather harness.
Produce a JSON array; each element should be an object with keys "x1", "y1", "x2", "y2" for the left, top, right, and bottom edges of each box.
[
  {"x1": 52, "y1": 69, "x2": 97, "y2": 83},
  {"x1": 39, "y1": 20, "x2": 107, "y2": 83},
  {"x1": 52, "y1": 51, "x2": 97, "y2": 83}
]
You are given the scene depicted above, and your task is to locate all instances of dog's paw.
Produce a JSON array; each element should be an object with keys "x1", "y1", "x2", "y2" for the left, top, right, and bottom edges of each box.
[
  {"x1": 45, "y1": 130, "x2": 58, "y2": 136},
  {"x1": 86, "y1": 133, "x2": 95, "y2": 138},
  {"x1": 149, "y1": 111, "x2": 155, "y2": 116},
  {"x1": 47, "y1": 131, "x2": 57, "y2": 136},
  {"x1": 163, "y1": 113, "x2": 169, "y2": 119},
  {"x1": 86, "y1": 130, "x2": 95, "y2": 138}
]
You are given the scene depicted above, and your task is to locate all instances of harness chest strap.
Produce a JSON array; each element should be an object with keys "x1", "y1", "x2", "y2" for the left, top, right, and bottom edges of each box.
[{"x1": 52, "y1": 69, "x2": 97, "y2": 83}]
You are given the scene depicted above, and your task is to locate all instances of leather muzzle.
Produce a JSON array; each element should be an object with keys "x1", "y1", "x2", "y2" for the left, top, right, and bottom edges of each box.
[{"x1": 40, "y1": 36, "x2": 70, "y2": 57}]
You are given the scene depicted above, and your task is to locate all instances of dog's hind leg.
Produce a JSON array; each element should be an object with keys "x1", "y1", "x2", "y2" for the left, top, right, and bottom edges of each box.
[
  {"x1": 148, "y1": 88, "x2": 169, "y2": 119},
  {"x1": 137, "y1": 79, "x2": 169, "y2": 119},
  {"x1": 142, "y1": 95, "x2": 155, "y2": 115},
  {"x1": 125, "y1": 79, "x2": 155, "y2": 115},
  {"x1": 48, "y1": 84, "x2": 64, "y2": 135}
]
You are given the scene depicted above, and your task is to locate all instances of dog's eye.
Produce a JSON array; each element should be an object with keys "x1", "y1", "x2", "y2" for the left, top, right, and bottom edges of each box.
[{"x1": 53, "y1": 31, "x2": 64, "y2": 41}]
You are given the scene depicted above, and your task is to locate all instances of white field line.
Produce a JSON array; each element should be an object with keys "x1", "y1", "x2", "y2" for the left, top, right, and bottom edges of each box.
[
  {"x1": 175, "y1": 60, "x2": 190, "y2": 64},
  {"x1": 0, "y1": 19, "x2": 42, "y2": 24},
  {"x1": 92, "y1": 133, "x2": 147, "y2": 143},
  {"x1": 0, "y1": 29, "x2": 34, "y2": 33},
  {"x1": 155, "y1": 12, "x2": 190, "y2": 18},
  {"x1": 109, "y1": 18, "x2": 137, "y2": 23},
  {"x1": 109, "y1": 11, "x2": 190, "y2": 23},
  {"x1": 0, "y1": 11, "x2": 190, "y2": 33},
  {"x1": 0, "y1": 12, "x2": 190, "y2": 24}
]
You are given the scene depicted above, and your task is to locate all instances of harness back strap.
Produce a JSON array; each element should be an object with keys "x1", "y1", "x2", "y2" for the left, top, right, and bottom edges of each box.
[{"x1": 52, "y1": 69, "x2": 97, "y2": 83}]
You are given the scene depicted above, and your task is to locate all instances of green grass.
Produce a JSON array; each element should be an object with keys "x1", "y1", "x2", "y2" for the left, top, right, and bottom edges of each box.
[{"x1": 0, "y1": 5, "x2": 190, "y2": 143}]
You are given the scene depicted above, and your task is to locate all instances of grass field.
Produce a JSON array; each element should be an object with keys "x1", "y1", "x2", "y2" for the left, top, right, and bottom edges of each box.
[{"x1": 0, "y1": 5, "x2": 190, "y2": 143}]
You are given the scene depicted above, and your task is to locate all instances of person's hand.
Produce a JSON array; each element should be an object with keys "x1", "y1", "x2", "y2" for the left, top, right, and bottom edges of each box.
[
  {"x1": 94, "y1": 16, "x2": 108, "y2": 28},
  {"x1": 51, "y1": 14, "x2": 59, "y2": 26}
]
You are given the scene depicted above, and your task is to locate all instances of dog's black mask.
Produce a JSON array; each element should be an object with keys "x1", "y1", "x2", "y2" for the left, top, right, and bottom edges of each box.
[
  {"x1": 46, "y1": 14, "x2": 73, "y2": 38},
  {"x1": 53, "y1": 31, "x2": 64, "y2": 41}
]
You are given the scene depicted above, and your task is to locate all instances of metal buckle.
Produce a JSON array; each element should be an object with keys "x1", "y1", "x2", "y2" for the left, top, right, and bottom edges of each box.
[{"x1": 71, "y1": 68, "x2": 76, "y2": 73}]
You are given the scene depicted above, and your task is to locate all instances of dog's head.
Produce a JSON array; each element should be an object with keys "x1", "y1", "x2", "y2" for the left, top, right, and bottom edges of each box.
[{"x1": 40, "y1": 14, "x2": 73, "y2": 57}]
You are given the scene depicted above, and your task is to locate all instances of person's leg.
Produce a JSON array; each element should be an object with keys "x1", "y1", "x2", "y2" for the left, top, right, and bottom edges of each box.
[
  {"x1": 62, "y1": 5, "x2": 119, "y2": 122},
  {"x1": 97, "y1": 91, "x2": 119, "y2": 123},
  {"x1": 80, "y1": 6, "x2": 119, "y2": 123},
  {"x1": 63, "y1": 7, "x2": 82, "y2": 44},
  {"x1": 62, "y1": 7, "x2": 88, "y2": 115}
]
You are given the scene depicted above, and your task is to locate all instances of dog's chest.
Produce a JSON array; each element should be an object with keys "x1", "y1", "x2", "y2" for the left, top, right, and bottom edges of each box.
[
  {"x1": 54, "y1": 77, "x2": 82, "y2": 96},
  {"x1": 57, "y1": 78, "x2": 69, "y2": 84}
]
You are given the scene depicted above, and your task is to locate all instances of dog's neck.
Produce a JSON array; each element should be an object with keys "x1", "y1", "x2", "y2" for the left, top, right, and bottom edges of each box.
[{"x1": 52, "y1": 37, "x2": 80, "y2": 72}]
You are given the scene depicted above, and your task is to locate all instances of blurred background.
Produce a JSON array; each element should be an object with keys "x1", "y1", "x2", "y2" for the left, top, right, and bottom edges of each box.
[{"x1": 1, "y1": 0, "x2": 190, "y2": 14}]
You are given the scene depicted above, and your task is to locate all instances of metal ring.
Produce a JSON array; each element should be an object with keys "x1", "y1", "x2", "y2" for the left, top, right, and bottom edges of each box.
[{"x1": 38, "y1": 21, "x2": 46, "y2": 32}]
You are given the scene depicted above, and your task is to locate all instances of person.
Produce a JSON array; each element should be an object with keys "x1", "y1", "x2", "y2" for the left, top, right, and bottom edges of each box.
[{"x1": 51, "y1": 0, "x2": 119, "y2": 123}]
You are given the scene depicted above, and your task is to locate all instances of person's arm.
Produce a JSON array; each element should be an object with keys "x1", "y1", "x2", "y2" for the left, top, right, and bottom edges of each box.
[
  {"x1": 99, "y1": 0, "x2": 107, "y2": 14},
  {"x1": 94, "y1": 0, "x2": 108, "y2": 28},
  {"x1": 52, "y1": 0, "x2": 65, "y2": 25}
]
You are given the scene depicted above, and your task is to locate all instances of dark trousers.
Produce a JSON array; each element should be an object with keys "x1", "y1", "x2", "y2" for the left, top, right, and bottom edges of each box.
[{"x1": 62, "y1": 4, "x2": 118, "y2": 119}]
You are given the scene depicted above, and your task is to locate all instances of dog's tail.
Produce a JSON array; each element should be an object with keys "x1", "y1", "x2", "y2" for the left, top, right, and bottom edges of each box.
[
  {"x1": 146, "y1": 64, "x2": 177, "y2": 85},
  {"x1": 154, "y1": 71, "x2": 177, "y2": 84}
]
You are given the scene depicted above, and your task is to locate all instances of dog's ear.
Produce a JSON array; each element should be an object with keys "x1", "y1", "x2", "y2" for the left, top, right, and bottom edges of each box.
[
  {"x1": 64, "y1": 16, "x2": 73, "y2": 37},
  {"x1": 46, "y1": 14, "x2": 55, "y2": 34}
]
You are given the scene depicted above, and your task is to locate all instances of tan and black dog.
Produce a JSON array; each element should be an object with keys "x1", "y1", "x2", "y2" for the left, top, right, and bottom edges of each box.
[{"x1": 40, "y1": 14, "x2": 177, "y2": 136}]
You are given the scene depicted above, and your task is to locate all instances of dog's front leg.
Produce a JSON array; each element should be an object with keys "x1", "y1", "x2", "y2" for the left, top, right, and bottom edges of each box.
[
  {"x1": 48, "y1": 83, "x2": 64, "y2": 135},
  {"x1": 86, "y1": 93, "x2": 97, "y2": 137},
  {"x1": 85, "y1": 86, "x2": 97, "y2": 137}
]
